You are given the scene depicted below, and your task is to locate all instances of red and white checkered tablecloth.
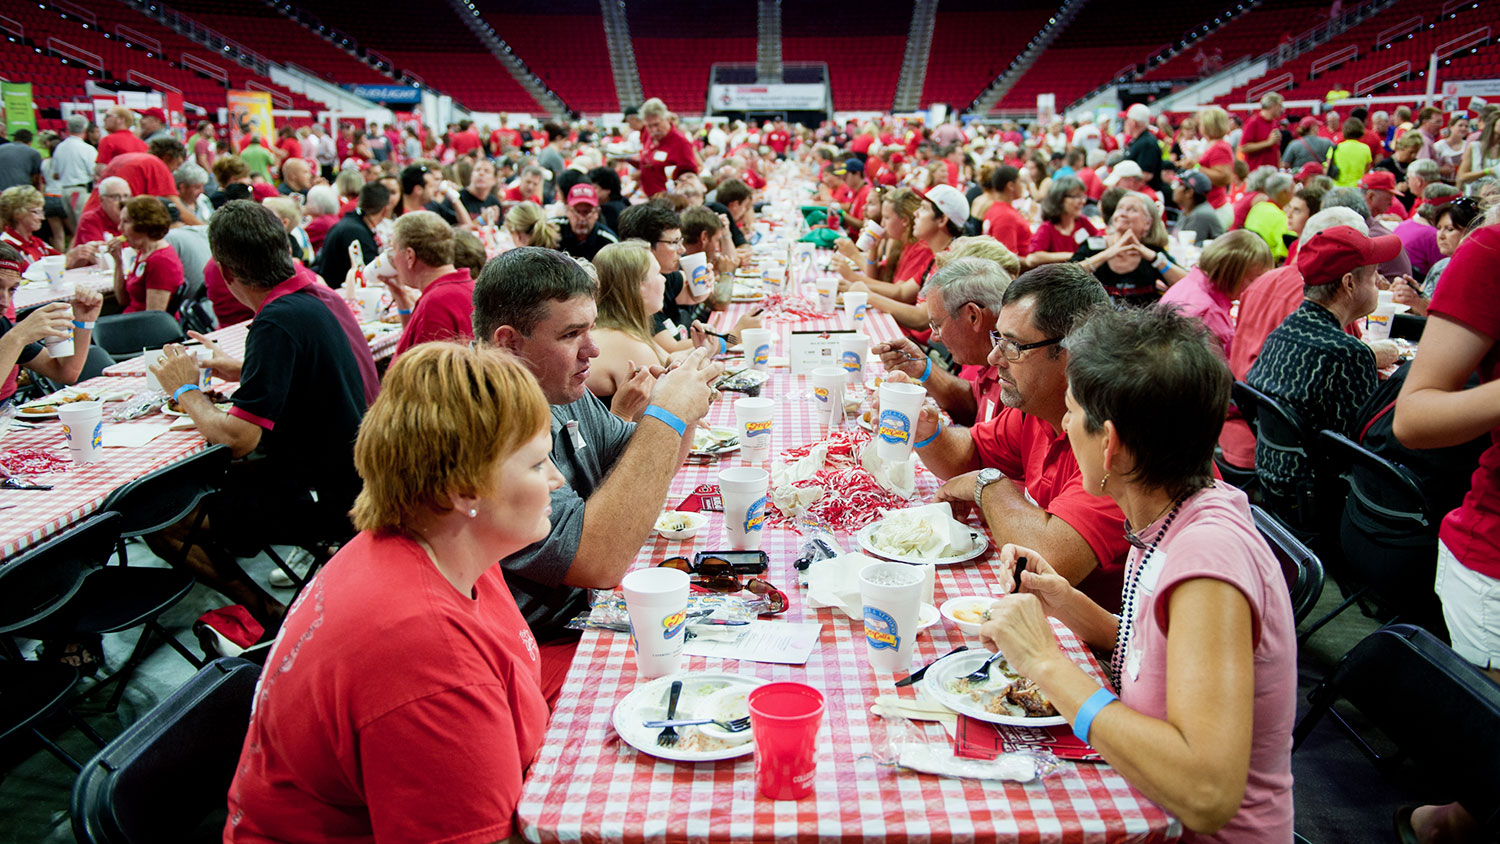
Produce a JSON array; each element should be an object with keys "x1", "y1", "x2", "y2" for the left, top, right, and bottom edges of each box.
[
  {"x1": 0, "y1": 375, "x2": 211, "y2": 559},
  {"x1": 102, "y1": 319, "x2": 402, "y2": 377},
  {"x1": 515, "y1": 304, "x2": 1180, "y2": 844},
  {"x1": 14, "y1": 268, "x2": 116, "y2": 312}
]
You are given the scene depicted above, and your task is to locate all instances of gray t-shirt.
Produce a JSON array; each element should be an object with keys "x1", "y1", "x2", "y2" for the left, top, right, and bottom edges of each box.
[
  {"x1": 1178, "y1": 202, "x2": 1225, "y2": 243},
  {"x1": 0, "y1": 141, "x2": 42, "y2": 191},
  {"x1": 1282, "y1": 135, "x2": 1332, "y2": 171},
  {"x1": 500, "y1": 392, "x2": 635, "y2": 639},
  {"x1": 538, "y1": 147, "x2": 565, "y2": 204}
]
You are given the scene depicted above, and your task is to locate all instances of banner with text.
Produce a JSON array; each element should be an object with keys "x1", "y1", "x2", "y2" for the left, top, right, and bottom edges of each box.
[
  {"x1": 345, "y1": 83, "x2": 422, "y2": 104},
  {"x1": 2, "y1": 82, "x2": 37, "y2": 137},
  {"x1": 709, "y1": 84, "x2": 826, "y2": 112}
]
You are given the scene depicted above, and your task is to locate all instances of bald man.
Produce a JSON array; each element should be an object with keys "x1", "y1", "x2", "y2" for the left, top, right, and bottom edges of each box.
[{"x1": 279, "y1": 157, "x2": 314, "y2": 199}]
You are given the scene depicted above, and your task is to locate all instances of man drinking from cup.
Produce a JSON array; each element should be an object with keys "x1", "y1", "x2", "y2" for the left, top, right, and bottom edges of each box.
[
  {"x1": 473, "y1": 247, "x2": 724, "y2": 704},
  {"x1": 910, "y1": 264, "x2": 1131, "y2": 610}
]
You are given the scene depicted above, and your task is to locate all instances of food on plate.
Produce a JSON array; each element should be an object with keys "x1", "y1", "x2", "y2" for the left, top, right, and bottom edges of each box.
[
  {"x1": 952, "y1": 605, "x2": 987, "y2": 624},
  {"x1": 945, "y1": 657, "x2": 1058, "y2": 718},
  {"x1": 656, "y1": 512, "x2": 693, "y2": 532},
  {"x1": 866, "y1": 504, "x2": 976, "y2": 560},
  {"x1": 690, "y1": 426, "x2": 738, "y2": 452},
  {"x1": 20, "y1": 406, "x2": 55, "y2": 415},
  {"x1": 166, "y1": 388, "x2": 229, "y2": 413}
]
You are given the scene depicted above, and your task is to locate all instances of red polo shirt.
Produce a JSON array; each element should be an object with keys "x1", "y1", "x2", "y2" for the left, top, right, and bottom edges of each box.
[
  {"x1": 638, "y1": 127, "x2": 698, "y2": 197},
  {"x1": 74, "y1": 206, "x2": 121, "y2": 245},
  {"x1": 983, "y1": 201, "x2": 1031, "y2": 257},
  {"x1": 503, "y1": 186, "x2": 541, "y2": 205},
  {"x1": 83, "y1": 153, "x2": 176, "y2": 215},
  {"x1": 394, "y1": 269, "x2": 475, "y2": 357},
  {"x1": 961, "y1": 364, "x2": 1004, "y2": 425},
  {"x1": 969, "y1": 407, "x2": 1130, "y2": 611},
  {"x1": 449, "y1": 128, "x2": 481, "y2": 156},
  {"x1": 96, "y1": 129, "x2": 147, "y2": 166}
]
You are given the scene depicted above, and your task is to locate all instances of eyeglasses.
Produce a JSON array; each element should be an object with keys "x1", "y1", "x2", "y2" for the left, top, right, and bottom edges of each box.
[
  {"x1": 990, "y1": 330, "x2": 1063, "y2": 361},
  {"x1": 655, "y1": 237, "x2": 684, "y2": 248},
  {"x1": 102, "y1": 194, "x2": 130, "y2": 202},
  {"x1": 927, "y1": 310, "x2": 952, "y2": 335}
]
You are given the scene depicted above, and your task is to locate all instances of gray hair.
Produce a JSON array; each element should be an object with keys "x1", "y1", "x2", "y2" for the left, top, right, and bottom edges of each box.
[
  {"x1": 1298, "y1": 206, "x2": 1368, "y2": 247},
  {"x1": 1259, "y1": 92, "x2": 1284, "y2": 109},
  {"x1": 522, "y1": 164, "x2": 548, "y2": 180},
  {"x1": 66, "y1": 115, "x2": 88, "y2": 135},
  {"x1": 1246, "y1": 165, "x2": 1278, "y2": 193},
  {"x1": 1320, "y1": 186, "x2": 1371, "y2": 220},
  {"x1": 1264, "y1": 172, "x2": 1294, "y2": 199},
  {"x1": 305, "y1": 184, "x2": 340, "y2": 216},
  {"x1": 927, "y1": 256, "x2": 1011, "y2": 312},
  {"x1": 1372, "y1": 110, "x2": 1389, "y2": 122},
  {"x1": 173, "y1": 162, "x2": 209, "y2": 187},
  {"x1": 98, "y1": 176, "x2": 130, "y2": 197},
  {"x1": 1407, "y1": 158, "x2": 1440, "y2": 182},
  {"x1": 640, "y1": 97, "x2": 668, "y2": 119}
]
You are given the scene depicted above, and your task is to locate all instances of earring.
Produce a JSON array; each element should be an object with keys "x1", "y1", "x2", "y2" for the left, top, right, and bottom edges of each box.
[
  {"x1": 1098, "y1": 471, "x2": 1109, "y2": 494},
  {"x1": 468, "y1": 508, "x2": 478, "y2": 518}
]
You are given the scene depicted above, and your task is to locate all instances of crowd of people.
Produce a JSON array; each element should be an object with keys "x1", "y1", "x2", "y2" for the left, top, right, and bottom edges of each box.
[{"x1": 0, "y1": 89, "x2": 1497, "y2": 844}]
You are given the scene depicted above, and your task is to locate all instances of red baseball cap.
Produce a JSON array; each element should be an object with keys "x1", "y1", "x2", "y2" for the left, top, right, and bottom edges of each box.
[
  {"x1": 137, "y1": 107, "x2": 167, "y2": 123},
  {"x1": 1294, "y1": 162, "x2": 1324, "y2": 183},
  {"x1": 250, "y1": 182, "x2": 280, "y2": 202},
  {"x1": 567, "y1": 183, "x2": 599, "y2": 208},
  {"x1": 1358, "y1": 170, "x2": 1398, "y2": 194},
  {"x1": 1297, "y1": 225, "x2": 1402, "y2": 286}
]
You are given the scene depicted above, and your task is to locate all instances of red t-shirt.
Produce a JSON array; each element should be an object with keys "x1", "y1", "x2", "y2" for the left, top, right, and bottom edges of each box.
[
  {"x1": 1199, "y1": 141, "x2": 1234, "y2": 208},
  {"x1": 1077, "y1": 166, "x2": 1105, "y2": 201},
  {"x1": 450, "y1": 129, "x2": 482, "y2": 156},
  {"x1": 743, "y1": 166, "x2": 766, "y2": 190},
  {"x1": 942, "y1": 159, "x2": 960, "y2": 187},
  {"x1": 96, "y1": 129, "x2": 147, "y2": 165},
  {"x1": 983, "y1": 201, "x2": 1031, "y2": 257},
  {"x1": 490, "y1": 128, "x2": 522, "y2": 152},
  {"x1": 1427, "y1": 225, "x2": 1500, "y2": 578},
  {"x1": 394, "y1": 269, "x2": 475, "y2": 356},
  {"x1": 74, "y1": 206, "x2": 121, "y2": 244},
  {"x1": 503, "y1": 185, "x2": 541, "y2": 205},
  {"x1": 304, "y1": 213, "x2": 339, "y2": 252},
  {"x1": 894, "y1": 239, "x2": 935, "y2": 285},
  {"x1": 766, "y1": 129, "x2": 791, "y2": 154},
  {"x1": 1360, "y1": 130, "x2": 1385, "y2": 162},
  {"x1": 1029, "y1": 217, "x2": 1098, "y2": 256},
  {"x1": 83, "y1": 153, "x2": 176, "y2": 215},
  {"x1": 123, "y1": 245, "x2": 184, "y2": 313},
  {"x1": 1240, "y1": 113, "x2": 1280, "y2": 171},
  {"x1": 846, "y1": 182, "x2": 873, "y2": 233},
  {"x1": 276, "y1": 136, "x2": 301, "y2": 163},
  {"x1": 969, "y1": 407, "x2": 1130, "y2": 610},
  {"x1": 961, "y1": 364, "x2": 1004, "y2": 425},
  {"x1": 638, "y1": 128, "x2": 699, "y2": 197},
  {"x1": 224, "y1": 531, "x2": 549, "y2": 844}
]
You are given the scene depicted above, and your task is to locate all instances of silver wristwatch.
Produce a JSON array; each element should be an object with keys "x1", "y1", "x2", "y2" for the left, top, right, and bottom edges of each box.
[{"x1": 974, "y1": 468, "x2": 1004, "y2": 507}]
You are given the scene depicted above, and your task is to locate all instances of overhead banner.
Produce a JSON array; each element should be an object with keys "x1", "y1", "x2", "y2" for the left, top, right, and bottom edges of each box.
[
  {"x1": 227, "y1": 90, "x2": 274, "y2": 150},
  {"x1": 1444, "y1": 79, "x2": 1500, "y2": 97},
  {"x1": 709, "y1": 84, "x2": 826, "y2": 112},
  {"x1": 1, "y1": 82, "x2": 37, "y2": 137},
  {"x1": 345, "y1": 83, "x2": 421, "y2": 104}
]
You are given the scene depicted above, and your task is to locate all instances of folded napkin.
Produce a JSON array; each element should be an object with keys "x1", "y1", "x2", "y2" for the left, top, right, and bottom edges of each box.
[
  {"x1": 804, "y1": 551, "x2": 885, "y2": 620},
  {"x1": 102, "y1": 424, "x2": 171, "y2": 448},
  {"x1": 859, "y1": 441, "x2": 916, "y2": 498},
  {"x1": 864, "y1": 502, "x2": 975, "y2": 561}
]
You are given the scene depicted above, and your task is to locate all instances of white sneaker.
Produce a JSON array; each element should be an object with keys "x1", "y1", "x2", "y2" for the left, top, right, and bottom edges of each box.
[{"x1": 268, "y1": 547, "x2": 315, "y2": 589}]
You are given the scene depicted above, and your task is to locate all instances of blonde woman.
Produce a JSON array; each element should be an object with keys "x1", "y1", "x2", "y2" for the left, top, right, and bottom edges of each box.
[
  {"x1": 0, "y1": 186, "x2": 61, "y2": 264},
  {"x1": 1158, "y1": 229, "x2": 1272, "y2": 357},
  {"x1": 836, "y1": 186, "x2": 924, "y2": 288},
  {"x1": 224, "y1": 343, "x2": 563, "y2": 844},
  {"x1": 1456, "y1": 105, "x2": 1500, "y2": 194},
  {"x1": 1074, "y1": 191, "x2": 1187, "y2": 307},
  {"x1": 504, "y1": 201, "x2": 559, "y2": 250},
  {"x1": 587, "y1": 241, "x2": 670, "y2": 420},
  {"x1": 262, "y1": 196, "x2": 312, "y2": 264},
  {"x1": 1196, "y1": 106, "x2": 1235, "y2": 226}
]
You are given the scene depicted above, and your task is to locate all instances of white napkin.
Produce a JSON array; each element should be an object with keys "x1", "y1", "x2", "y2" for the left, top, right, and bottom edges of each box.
[
  {"x1": 866, "y1": 502, "x2": 976, "y2": 560},
  {"x1": 768, "y1": 443, "x2": 828, "y2": 515},
  {"x1": 804, "y1": 551, "x2": 885, "y2": 620},
  {"x1": 102, "y1": 424, "x2": 171, "y2": 447},
  {"x1": 860, "y1": 440, "x2": 916, "y2": 498}
]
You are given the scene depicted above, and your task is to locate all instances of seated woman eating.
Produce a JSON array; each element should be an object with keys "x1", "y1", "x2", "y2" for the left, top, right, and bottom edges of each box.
[
  {"x1": 981, "y1": 304, "x2": 1295, "y2": 841},
  {"x1": 587, "y1": 240, "x2": 695, "y2": 421},
  {"x1": 1074, "y1": 191, "x2": 1186, "y2": 307},
  {"x1": 110, "y1": 196, "x2": 184, "y2": 313},
  {"x1": 225, "y1": 342, "x2": 564, "y2": 844},
  {"x1": 1027, "y1": 175, "x2": 1098, "y2": 268}
]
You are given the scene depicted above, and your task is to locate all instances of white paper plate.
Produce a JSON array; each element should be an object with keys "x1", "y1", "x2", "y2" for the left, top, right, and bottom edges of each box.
[
  {"x1": 611, "y1": 673, "x2": 766, "y2": 762},
  {"x1": 916, "y1": 602, "x2": 940, "y2": 631},
  {"x1": 689, "y1": 426, "x2": 740, "y2": 457},
  {"x1": 856, "y1": 518, "x2": 990, "y2": 567},
  {"x1": 14, "y1": 406, "x2": 58, "y2": 420},
  {"x1": 919, "y1": 650, "x2": 1067, "y2": 727}
]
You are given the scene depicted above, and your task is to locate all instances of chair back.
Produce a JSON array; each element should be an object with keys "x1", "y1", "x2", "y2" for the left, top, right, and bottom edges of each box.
[
  {"x1": 100, "y1": 445, "x2": 231, "y2": 539},
  {"x1": 92, "y1": 312, "x2": 186, "y2": 358},
  {"x1": 1318, "y1": 430, "x2": 1432, "y2": 535},
  {"x1": 31, "y1": 344, "x2": 116, "y2": 395},
  {"x1": 0, "y1": 512, "x2": 121, "y2": 634},
  {"x1": 1233, "y1": 380, "x2": 1318, "y2": 529},
  {"x1": 1308, "y1": 624, "x2": 1500, "y2": 836},
  {"x1": 71, "y1": 658, "x2": 260, "y2": 844},
  {"x1": 1390, "y1": 312, "x2": 1425, "y2": 342},
  {"x1": 1251, "y1": 504, "x2": 1325, "y2": 625}
]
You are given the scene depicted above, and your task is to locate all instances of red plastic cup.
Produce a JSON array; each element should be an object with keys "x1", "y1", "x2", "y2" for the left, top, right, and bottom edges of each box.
[{"x1": 747, "y1": 682, "x2": 825, "y2": 800}]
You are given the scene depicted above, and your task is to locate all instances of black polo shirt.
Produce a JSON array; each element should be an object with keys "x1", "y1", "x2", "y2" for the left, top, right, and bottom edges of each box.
[
  {"x1": 554, "y1": 219, "x2": 618, "y2": 262},
  {"x1": 229, "y1": 277, "x2": 368, "y2": 513},
  {"x1": 314, "y1": 211, "x2": 377, "y2": 291}
]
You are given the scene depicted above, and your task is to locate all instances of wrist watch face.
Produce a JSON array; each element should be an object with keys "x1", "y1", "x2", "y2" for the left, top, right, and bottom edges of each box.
[{"x1": 974, "y1": 468, "x2": 1001, "y2": 504}]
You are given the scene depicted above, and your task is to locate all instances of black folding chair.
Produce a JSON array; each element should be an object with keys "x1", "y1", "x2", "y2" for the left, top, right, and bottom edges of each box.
[
  {"x1": 1231, "y1": 381, "x2": 1319, "y2": 537},
  {"x1": 91, "y1": 312, "x2": 186, "y2": 362},
  {"x1": 0, "y1": 510, "x2": 204, "y2": 713},
  {"x1": 99, "y1": 444, "x2": 231, "y2": 569},
  {"x1": 1292, "y1": 624, "x2": 1500, "y2": 839},
  {"x1": 1250, "y1": 505, "x2": 1325, "y2": 631},
  {"x1": 71, "y1": 657, "x2": 260, "y2": 844},
  {"x1": 30, "y1": 344, "x2": 116, "y2": 396}
]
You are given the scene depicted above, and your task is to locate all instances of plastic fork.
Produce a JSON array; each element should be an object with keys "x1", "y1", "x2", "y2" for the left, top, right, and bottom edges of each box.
[
  {"x1": 961, "y1": 652, "x2": 1006, "y2": 686},
  {"x1": 656, "y1": 680, "x2": 684, "y2": 747},
  {"x1": 642, "y1": 716, "x2": 752, "y2": 733}
]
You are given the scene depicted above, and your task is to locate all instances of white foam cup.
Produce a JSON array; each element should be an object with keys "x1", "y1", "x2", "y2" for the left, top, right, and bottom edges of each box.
[
  {"x1": 621, "y1": 567, "x2": 691, "y2": 679},
  {"x1": 856, "y1": 220, "x2": 884, "y2": 251},
  {"x1": 1365, "y1": 301, "x2": 1396, "y2": 341},
  {"x1": 680, "y1": 252, "x2": 712, "y2": 297},
  {"x1": 719, "y1": 466, "x2": 770, "y2": 551},
  {"x1": 843, "y1": 291, "x2": 870, "y2": 331},
  {"x1": 741, "y1": 328, "x2": 774, "y2": 372},
  {"x1": 41, "y1": 321, "x2": 74, "y2": 360},
  {"x1": 839, "y1": 333, "x2": 868, "y2": 385},
  {"x1": 814, "y1": 276, "x2": 838, "y2": 314},
  {"x1": 57, "y1": 401, "x2": 103, "y2": 466},
  {"x1": 875, "y1": 382, "x2": 926, "y2": 463},
  {"x1": 735, "y1": 397, "x2": 775, "y2": 465},
  {"x1": 858, "y1": 561, "x2": 924, "y2": 672},
  {"x1": 38, "y1": 256, "x2": 69, "y2": 292},
  {"x1": 811, "y1": 366, "x2": 845, "y2": 429}
]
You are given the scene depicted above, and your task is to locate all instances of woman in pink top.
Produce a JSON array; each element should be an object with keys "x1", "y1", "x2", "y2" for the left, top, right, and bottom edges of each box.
[
  {"x1": 1159, "y1": 230, "x2": 1272, "y2": 358},
  {"x1": 981, "y1": 305, "x2": 1297, "y2": 842}
]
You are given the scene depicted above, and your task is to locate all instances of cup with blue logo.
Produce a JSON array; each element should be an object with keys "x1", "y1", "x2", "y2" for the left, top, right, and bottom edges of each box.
[
  {"x1": 814, "y1": 275, "x2": 838, "y2": 314},
  {"x1": 741, "y1": 328, "x2": 774, "y2": 373},
  {"x1": 843, "y1": 292, "x2": 869, "y2": 332},
  {"x1": 680, "y1": 252, "x2": 713, "y2": 297},
  {"x1": 858, "y1": 561, "x2": 924, "y2": 672},
  {"x1": 838, "y1": 333, "x2": 868, "y2": 386},
  {"x1": 621, "y1": 567, "x2": 691, "y2": 678},
  {"x1": 875, "y1": 382, "x2": 926, "y2": 463},
  {"x1": 734, "y1": 397, "x2": 775, "y2": 465},
  {"x1": 718, "y1": 466, "x2": 770, "y2": 550},
  {"x1": 57, "y1": 400, "x2": 104, "y2": 466},
  {"x1": 811, "y1": 367, "x2": 845, "y2": 430}
]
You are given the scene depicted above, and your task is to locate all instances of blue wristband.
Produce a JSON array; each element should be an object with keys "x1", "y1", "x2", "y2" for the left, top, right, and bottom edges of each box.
[
  {"x1": 718, "y1": 336, "x2": 727, "y2": 355},
  {"x1": 917, "y1": 356, "x2": 932, "y2": 384},
  {"x1": 72, "y1": 320, "x2": 95, "y2": 330},
  {"x1": 642, "y1": 405, "x2": 687, "y2": 437},
  {"x1": 912, "y1": 419, "x2": 943, "y2": 449},
  {"x1": 397, "y1": 308, "x2": 412, "y2": 316},
  {"x1": 172, "y1": 383, "x2": 202, "y2": 403},
  {"x1": 1072, "y1": 686, "x2": 1119, "y2": 745}
]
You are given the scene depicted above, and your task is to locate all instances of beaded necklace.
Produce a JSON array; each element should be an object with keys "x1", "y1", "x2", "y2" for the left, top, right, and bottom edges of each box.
[{"x1": 1109, "y1": 494, "x2": 1188, "y2": 690}]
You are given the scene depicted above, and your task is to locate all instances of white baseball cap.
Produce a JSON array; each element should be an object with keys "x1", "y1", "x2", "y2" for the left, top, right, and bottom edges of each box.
[
  {"x1": 1126, "y1": 103, "x2": 1153, "y2": 124},
  {"x1": 1104, "y1": 160, "x2": 1145, "y2": 186},
  {"x1": 924, "y1": 184, "x2": 970, "y2": 226}
]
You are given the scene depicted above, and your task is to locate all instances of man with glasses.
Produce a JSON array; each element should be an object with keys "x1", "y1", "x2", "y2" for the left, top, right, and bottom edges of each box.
[
  {"x1": 73, "y1": 176, "x2": 129, "y2": 250},
  {"x1": 618, "y1": 202, "x2": 703, "y2": 351},
  {"x1": 874, "y1": 257, "x2": 1009, "y2": 427},
  {"x1": 911, "y1": 263, "x2": 1131, "y2": 611}
]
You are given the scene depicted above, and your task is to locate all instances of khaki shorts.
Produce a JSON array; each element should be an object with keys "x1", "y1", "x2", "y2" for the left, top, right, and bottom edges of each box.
[{"x1": 1435, "y1": 540, "x2": 1500, "y2": 671}]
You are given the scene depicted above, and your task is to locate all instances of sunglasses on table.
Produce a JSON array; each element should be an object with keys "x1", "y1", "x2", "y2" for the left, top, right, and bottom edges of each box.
[{"x1": 657, "y1": 555, "x2": 788, "y2": 614}]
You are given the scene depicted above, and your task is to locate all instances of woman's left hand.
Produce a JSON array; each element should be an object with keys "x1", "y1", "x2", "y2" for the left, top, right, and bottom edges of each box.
[{"x1": 977, "y1": 591, "x2": 1063, "y2": 678}]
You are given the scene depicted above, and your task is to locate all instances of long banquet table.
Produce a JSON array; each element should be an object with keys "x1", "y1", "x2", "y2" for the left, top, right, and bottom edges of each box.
[{"x1": 514, "y1": 290, "x2": 1182, "y2": 844}]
